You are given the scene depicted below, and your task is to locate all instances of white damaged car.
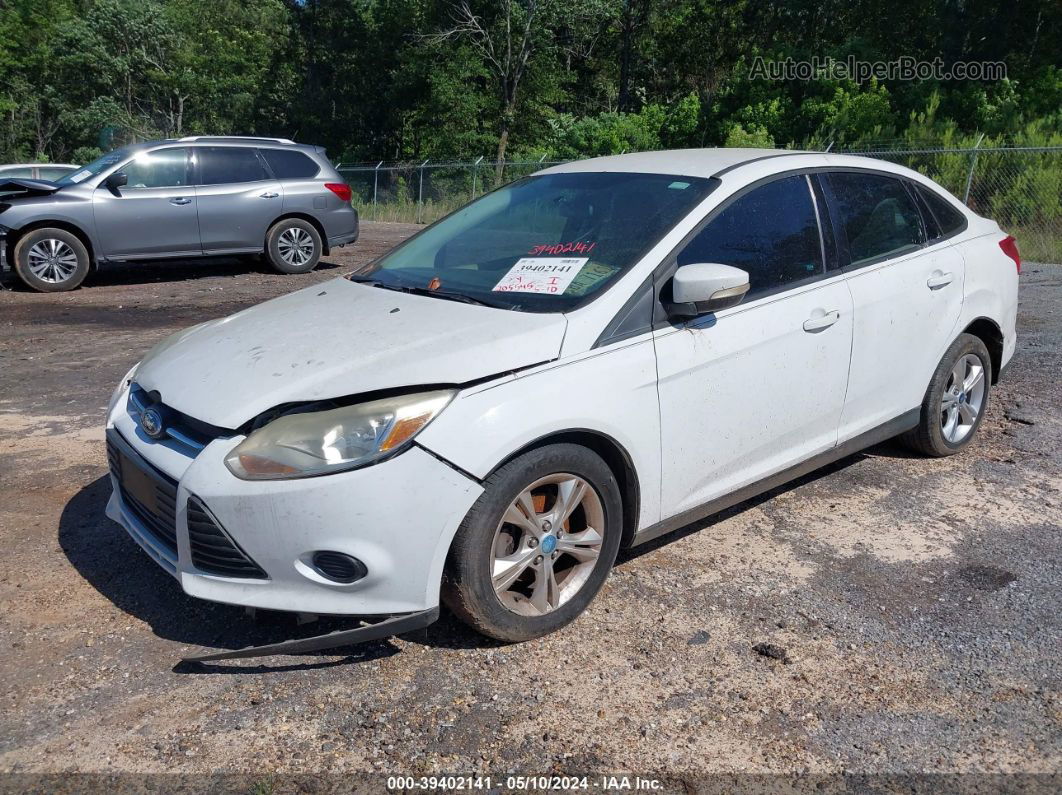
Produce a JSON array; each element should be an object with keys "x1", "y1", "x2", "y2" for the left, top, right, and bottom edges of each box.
[{"x1": 104, "y1": 148, "x2": 1019, "y2": 659}]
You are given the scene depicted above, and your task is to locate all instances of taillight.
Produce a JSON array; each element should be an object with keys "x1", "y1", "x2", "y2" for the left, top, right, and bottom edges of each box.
[
  {"x1": 999, "y1": 235, "x2": 1021, "y2": 275},
  {"x1": 325, "y1": 182, "x2": 352, "y2": 202}
]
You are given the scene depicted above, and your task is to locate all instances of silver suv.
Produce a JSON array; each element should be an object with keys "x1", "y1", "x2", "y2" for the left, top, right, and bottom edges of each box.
[{"x1": 0, "y1": 137, "x2": 358, "y2": 292}]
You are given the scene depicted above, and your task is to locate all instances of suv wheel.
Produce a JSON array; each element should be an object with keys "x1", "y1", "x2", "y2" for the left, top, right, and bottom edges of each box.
[
  {"x1": 901, "y1": 333, "x2": 992, "y2": 457},
  {"x1": 442, "y1": 444, "x2": 623, "y2": 642},
  {"x1": 13, "y1": 228, "x2": 90, "y2": 292},
  {"x1": 265, "y1": 219, "x2": 322, "y2": 274}
]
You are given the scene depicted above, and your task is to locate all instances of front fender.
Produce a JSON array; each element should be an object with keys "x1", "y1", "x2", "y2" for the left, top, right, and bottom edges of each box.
[{"x1": 416, "y1": 335, "x2": 662, "y2": 531}]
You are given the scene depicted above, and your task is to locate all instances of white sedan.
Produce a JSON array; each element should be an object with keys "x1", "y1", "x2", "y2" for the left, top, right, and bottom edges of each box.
[{"x1": 103, "y1": 148, "x2": 1019, "y2": 658}]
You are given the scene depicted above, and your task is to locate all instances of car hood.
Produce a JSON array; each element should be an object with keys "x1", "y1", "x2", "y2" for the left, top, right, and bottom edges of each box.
[
  {"x1": 0, "y1": 177, "x2": 61, "y2": 198},
  {"x1": 134, "y1": 278, "x2": 567, "y2": 428}
]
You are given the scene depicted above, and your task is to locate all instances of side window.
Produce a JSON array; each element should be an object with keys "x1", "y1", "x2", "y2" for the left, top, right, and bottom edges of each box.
[
  {"x1": 121, "y1": 148, "x2": 191, "y2": 189},
  {"x1": 826, "y1": 172, "x2": 925, "y2": 266},
  {"x1": 196, "y1": 147, "x2": 270, "y2": 185},
  {"x1": 0, "y1": 166, "x2": 35, "y2": 178},
  {"x1": 916, "y1": 184, "x2": 966, "y2": 238},
  {"x1": 677, "y1": 175, "x2": 823, "y2": 296},
  {"x1": 260, "y1": 149, "x2": 320, "y2": 179}
]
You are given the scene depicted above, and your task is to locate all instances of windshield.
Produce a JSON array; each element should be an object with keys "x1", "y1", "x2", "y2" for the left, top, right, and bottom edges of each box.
[
  {"x1": 356, "y1": 172, "x2": 716, "y2": 312},
  {"x1": 55, "y1": 146, "x2": 134, "y2": 186}
]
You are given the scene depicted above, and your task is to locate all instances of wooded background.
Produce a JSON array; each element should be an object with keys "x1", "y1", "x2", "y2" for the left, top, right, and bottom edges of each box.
[{"x1": 1, "y1": 0, "x2": 1059, "y2": 166}]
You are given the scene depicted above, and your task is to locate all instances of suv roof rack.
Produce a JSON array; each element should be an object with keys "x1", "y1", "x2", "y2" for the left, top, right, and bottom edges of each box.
[{"x1": 178, "y1": 136, "x2": 296, "y2": 145}]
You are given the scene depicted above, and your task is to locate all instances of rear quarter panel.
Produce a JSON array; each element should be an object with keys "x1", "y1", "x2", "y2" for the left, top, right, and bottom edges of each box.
[{"x1": 955, "y1": 220, "x2": 1020, "y2": 369}]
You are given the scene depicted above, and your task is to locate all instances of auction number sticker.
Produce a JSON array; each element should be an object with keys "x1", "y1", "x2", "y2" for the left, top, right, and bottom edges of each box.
[{"x1": 492, "y1": 257, "x2": 588, "y2": 294}]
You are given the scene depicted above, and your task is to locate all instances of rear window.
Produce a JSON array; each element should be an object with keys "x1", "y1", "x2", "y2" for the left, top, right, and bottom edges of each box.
[
  {"x1": 196, "y1": 147, "x2": 270, "y2": 185},
  {"x1": 916, "y1": 184, "x2": 966, "y2": 238},
  {"x1": 260, "y1": 149, "x2": 320, "y2": 179},
  {"x1": 826, "y1": 172, "x2": 925, "y2": 266}
]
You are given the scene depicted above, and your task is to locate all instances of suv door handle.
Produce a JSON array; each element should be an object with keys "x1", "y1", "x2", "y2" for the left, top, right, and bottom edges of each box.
[
  {"x1": 803, "y1": 310, "x2": 840, "y2": 332},
  {"x1": 927, "y1": 271, "x2": 954, "y2": 289},
  {"x1": 259, "y1": 191, "x2": 279, "y2": 199},
  {"x1": 169, "y1": 197, "x2": 192, "y2": 205}
]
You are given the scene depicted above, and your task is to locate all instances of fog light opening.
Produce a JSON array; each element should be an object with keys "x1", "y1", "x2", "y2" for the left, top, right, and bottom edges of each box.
[{"x1": 311, "y1": 551, "x2": 368, "y2": 584}]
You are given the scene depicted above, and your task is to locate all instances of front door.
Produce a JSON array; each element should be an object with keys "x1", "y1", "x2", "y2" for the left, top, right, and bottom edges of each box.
[
  {"x1": 92, "y1": 147, "x2": 200, "y2": 258},
  {"x1": 654, "y1": 174, "x2": 853, "y2": 518},
  {"x1": 192, "y1": 146, "x2": 283, "y2": 253}
]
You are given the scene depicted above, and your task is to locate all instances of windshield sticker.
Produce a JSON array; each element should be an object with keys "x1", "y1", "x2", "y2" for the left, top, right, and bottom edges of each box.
[
  {"x1": 528, "y1": 241, "x2": 596, "y2": 256},
  {"x1": 564, "y1": 261, "x2": 621, "y2": 296},
  {"x1": 668, "y1": 181, "x2": 691, "y2": 189},
  {"x1": 67, "y1": 170, "x2": 92, "y2": 183},
  {"x1": 493, "y1": 257, "x2": 589, "y2": 294}
]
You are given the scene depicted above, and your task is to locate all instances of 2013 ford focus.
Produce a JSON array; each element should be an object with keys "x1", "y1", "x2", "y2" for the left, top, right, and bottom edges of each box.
[{"x1": 104, "y1": 149, "x2": 1019, "y2": 657}]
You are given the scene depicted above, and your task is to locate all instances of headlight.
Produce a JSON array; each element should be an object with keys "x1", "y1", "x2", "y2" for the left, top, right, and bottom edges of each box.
[
  {"x1": 225, "y1": 390, "x2": 455, "y2": 480},
  {"x1": 107, "y1": 363, "x2": 139, "y2": 417}
]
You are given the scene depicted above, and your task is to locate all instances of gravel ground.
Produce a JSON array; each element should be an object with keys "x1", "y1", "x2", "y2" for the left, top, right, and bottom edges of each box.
[{"x1": 0, "y1": 224, "x2": 1058, "y2": 788}]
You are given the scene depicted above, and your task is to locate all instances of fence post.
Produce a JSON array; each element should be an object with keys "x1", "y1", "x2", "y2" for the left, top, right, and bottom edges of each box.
[
  {"x1": 372, "y1": 161, "x2": 382, "y2": 222},
  {"x1": 417, "y1": 159, "x2": 429, "y2": 224},
  {"x1": 472, "y1": 155, "x2": 483, "y2": 200},
  {"x1": 963, "y1": 133, "x2": 985, "y2": 205}
]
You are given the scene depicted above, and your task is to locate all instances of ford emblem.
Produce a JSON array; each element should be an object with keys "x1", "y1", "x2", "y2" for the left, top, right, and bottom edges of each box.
[{"x1": 141, "y1": 407, "x2": 165, "y2": 439}]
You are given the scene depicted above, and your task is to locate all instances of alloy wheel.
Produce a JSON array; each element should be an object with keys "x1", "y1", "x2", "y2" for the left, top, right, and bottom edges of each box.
[
  {"x1": 277, "y1": 227, "x2": 315, "y2": 267},
  {"x1": 27, "y1": 239, "x2": 79, "y2": 283},
  {"x1": 489, "y1": 474, "x2": 605, "y2": 616},
  {"x1": 940, "y1": 353, "x2": 986, "y2": 443}
]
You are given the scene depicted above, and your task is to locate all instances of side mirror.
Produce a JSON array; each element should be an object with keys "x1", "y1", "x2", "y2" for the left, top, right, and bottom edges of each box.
[
  {"x1": 105, "y1": 172, "x2": 127, "y2": 191},
  {"x1": 666, "y1": 263, "x2": 751, "y2": 319}
]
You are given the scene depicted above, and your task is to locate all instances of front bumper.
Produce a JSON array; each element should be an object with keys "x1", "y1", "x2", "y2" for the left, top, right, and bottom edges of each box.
[{"x1": 104, "y1": 390, "x2": 483, "y2": 616}]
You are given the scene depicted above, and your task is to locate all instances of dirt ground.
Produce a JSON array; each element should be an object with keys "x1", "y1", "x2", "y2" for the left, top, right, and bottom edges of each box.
[{"x1": 0, "y1": 223, "x2": 1059, "y2": 788}]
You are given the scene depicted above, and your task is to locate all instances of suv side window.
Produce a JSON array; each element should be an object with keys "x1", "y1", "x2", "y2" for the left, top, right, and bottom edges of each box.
[
  {"x1": 196, "y1": 147, "x2": 270, "y2": 185},
  {"x1": 121, "y1": 148, "x2": 191, "y2": 189},
  {"x1": 677, "y1": 175, "x2": 823, "y2": 297},
  {"x1": 825, "y1": 172, "x2": 925, "y2": 266},
  {"x1": 260, "y1": 149, "x2": 319, "y2": 179},
  {"x1": 916, "y1": 183, "x2": 967, "y2": 239}
]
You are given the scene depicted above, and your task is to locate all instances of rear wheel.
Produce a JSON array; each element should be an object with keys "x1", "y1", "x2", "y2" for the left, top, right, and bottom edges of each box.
[
  {"x1": 901, "y1": 333, "x2": 991, "y2": 457},
  {"x1": 13, "y1": 228, "x2": 90, "y2": 292},
  {"x1": 265, "y1": 218, "x2": 322, "y2": 274},
  {"x1": 442, "y1": 444, "x2": 623, "y2": 642}
]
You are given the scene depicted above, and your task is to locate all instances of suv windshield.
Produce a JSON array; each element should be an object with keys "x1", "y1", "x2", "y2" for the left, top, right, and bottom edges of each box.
[
  {"x1": 356, "y1": 172, "x2": 715, "y2": 312},
  {"x1": 55, "y1": 147, "x2": 134, "y2": 186}
]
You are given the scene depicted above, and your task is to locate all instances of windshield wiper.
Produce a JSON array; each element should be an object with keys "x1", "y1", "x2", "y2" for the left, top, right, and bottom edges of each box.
[{"x1": 351, "y1": 276, "x2": 503, "y2": 308}]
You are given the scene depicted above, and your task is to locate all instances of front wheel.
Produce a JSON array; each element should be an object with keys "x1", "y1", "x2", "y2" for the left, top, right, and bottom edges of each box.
[
  {"x1": 13, "y1": 228, "x2": 90, "y2": 292},
  {"x1": 901, "y1": 333, "x2": 992, "y2": 457},
  {"x1": 442, "y1": 444, "x2": 623, "y2": 642},
  {"x1": 265, "y1": 218, "x2": 322, "y2": 274}
]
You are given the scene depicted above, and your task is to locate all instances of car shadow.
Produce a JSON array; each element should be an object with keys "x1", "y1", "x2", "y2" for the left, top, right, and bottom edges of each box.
[{"x1": 61, "y1": 447, "x2": 881, "y2": 673}]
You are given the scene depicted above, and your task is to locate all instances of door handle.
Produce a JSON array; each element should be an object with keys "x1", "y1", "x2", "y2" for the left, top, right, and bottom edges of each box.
[
  {"x1": 803, "y1": 310, "x2": 840, "y2": 332},
  {"x1": 259, "y1": 191, "x2": 279, "y2": 199},
  {"x1": 927, "y1": 271, "x2": 954, "y2": 289},
  {"x1": 169, "y1": 197, "x2": 191, "y2": 205}
]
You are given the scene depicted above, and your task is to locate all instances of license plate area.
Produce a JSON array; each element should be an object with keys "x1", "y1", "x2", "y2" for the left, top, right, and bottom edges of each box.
[{"x1": 119, "y1": 452, "x2": 159, "y2": 513}]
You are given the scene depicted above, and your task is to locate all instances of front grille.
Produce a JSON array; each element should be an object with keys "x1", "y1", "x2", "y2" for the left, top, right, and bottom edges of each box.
[
  {"x1": 128, "y1": 384, "x2": 225, "y2": 453},
  {"x1": 186, "y1": 497, "x2": 267, "y2": 579},
  {"x1": 107, "y1": 437, "x2": 178, "y2": 554}
]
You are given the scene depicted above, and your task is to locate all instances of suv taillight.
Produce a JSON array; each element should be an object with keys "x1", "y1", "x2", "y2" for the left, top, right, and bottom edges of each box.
[
  {"x1": 325, "y1": 182, "x2": 352, "y2": 202},
  {"x1": 999, "y1": 235, "x2": 1021, "y2": 275}
]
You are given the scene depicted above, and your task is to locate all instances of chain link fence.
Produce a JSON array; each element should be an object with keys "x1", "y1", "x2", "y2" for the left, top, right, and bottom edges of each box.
[{"x1": 337, "y1": 145, "x2": 1062, "y2": 262}]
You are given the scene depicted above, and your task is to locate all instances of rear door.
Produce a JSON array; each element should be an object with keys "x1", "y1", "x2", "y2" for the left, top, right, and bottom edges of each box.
[
  {"x1": 822, "y1": 171, "x2": 966, "y2": 440},
  {"x1": 192, "y1": 146, "x2": 283, "y2": 253},
  {"x1": 92, "y1": 147, "x2": 200, "y2": 258}
]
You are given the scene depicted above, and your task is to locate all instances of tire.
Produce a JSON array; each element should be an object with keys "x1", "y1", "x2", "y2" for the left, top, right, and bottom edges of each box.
[
  {"x1": 442, "y1": 443, "x2": 623, "y2": 642},
  {"x1": 901, "y1": 333, "x2": 992, "y2": 457},
  {"x1": 265, "y1": 218, "x2": 322, "y2": 274},
  {"x1": 13, "y1": 228, "x2": 90, "y2": 292}
]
